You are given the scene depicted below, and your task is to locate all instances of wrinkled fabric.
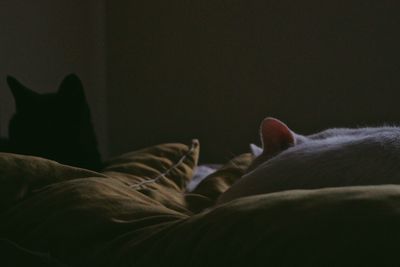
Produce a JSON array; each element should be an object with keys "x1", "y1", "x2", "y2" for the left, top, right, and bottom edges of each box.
[{"x1": 2, "y1": 142, "x2": 400, "y2": 266}]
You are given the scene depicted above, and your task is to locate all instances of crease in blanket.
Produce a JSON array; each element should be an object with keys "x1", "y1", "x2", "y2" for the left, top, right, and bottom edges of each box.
[
  {"x1": 1, "y1": 238, "x2": 67, "y2": 266},
  {"x1": 129, "y1": 139, "x2": 199, "y2": 190}
]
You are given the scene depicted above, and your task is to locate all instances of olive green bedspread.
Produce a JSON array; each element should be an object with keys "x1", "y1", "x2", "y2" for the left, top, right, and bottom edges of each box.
[{"x1": 1, "y1": 141, "x2": 400, "y2": 266}]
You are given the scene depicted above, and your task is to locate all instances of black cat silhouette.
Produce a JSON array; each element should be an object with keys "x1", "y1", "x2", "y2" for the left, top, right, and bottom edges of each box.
[{"x1": 2, "y1": 74, "x2": 102, "y2": 171}]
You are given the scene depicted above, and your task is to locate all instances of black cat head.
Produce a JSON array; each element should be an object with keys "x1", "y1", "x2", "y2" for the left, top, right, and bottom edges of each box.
[
  {"x1": 6, "y1": 74, "x2": 102, "y2": 171},
  {"x1": 8, "y1": 74, "x2": 86, "y2": 113}
]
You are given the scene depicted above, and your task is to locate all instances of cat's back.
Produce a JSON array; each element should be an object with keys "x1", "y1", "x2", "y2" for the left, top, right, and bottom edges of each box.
[
  {"x1": 287, "y1": 127, "x2": 400, "y2": 160},
  {"x1": 218, "y1": 127, "x2": 400, "y2": 204}
]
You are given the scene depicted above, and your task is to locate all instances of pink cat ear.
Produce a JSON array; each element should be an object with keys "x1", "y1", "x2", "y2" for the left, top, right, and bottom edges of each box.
[{"x1": 260, "y1": 117, "x2": 295, "y2": 155}]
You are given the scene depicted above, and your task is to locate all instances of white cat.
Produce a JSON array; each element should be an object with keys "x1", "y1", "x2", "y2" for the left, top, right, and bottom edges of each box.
[{"x1": 218, "y1": 117, "x2": 400, "y2": 204}]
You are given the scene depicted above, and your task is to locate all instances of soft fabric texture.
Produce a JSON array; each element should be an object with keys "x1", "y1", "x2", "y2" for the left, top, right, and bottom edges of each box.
[
  {"x1": 3, "y1": 141, "x2": 400, "y2": 266},
  {"x1": 95, "y1": 185, "x2": 400, "y2": 267},
  {"x1": 102, "y1": 140, "x2": 199, "y2": 213},
  {"x1": 186, "y1": 164, "x2": 222, "y2": 192},
  {"x1": 0, "y1": 141, "x2": 199, "y2": 266},
  {"x1": 1, "y1": 238, "x2": 67, "y2": 267},
  {"x1": 0, "y1": 152, "x2": 104, "y2": 212},
  {"x1": 186, "y1": 153, "x2": 253, "y2": 213}
]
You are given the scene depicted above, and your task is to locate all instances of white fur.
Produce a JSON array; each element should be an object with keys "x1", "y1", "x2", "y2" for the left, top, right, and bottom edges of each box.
[
  {"x1": 218, "y1": 126, "x2": 400, "y2": 204},
  {"x1": 250, "y1": 143, "x2": 263, "y2": 157}
]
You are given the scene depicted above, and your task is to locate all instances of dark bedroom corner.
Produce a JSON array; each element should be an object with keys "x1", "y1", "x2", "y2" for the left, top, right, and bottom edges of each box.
[{"x1": 2, "y1": 1, "x2": 400, "y2": 266}]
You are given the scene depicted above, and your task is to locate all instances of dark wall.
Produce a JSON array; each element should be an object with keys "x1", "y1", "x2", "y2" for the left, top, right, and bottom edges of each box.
[{"x1": 107, "y1": 1, "x2": 400, "y2": 162}]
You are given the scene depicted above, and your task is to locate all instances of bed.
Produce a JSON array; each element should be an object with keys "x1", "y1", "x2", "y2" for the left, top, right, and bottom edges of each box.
[{"x1": 2, "y1": 139, "x2": 400, "y2": 266}]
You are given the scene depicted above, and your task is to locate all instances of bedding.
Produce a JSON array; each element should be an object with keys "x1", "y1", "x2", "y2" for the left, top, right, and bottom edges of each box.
[
  {"x1": 186, "y1": 153, "x2": 253, "y2": 213},
  {"x1": 1, "y1": 141, "x2": 199, "y2": 266},
  {"x1": 1, "y1": 238, "x2": 66, "y2": 266},
  {"x1": 186, "y1": 164, "x2": 222, "y2": 192},
  {"x1": 2, "y1": 140, "x2": 400, "y2": 266}
]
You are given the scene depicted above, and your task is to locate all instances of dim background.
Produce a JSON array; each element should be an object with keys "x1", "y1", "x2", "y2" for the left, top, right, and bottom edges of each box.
[{"x1": 1, "y1": 1, "x2": 400, "y2": 162}]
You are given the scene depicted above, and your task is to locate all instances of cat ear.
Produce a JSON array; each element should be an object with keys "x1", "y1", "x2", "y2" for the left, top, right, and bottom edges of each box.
[
  {"x1": 7, "y1": 76, "x2": 38, "y2": 111},
  {"x1": 259, "y1": 117, "x2": 295, "y2": 155},
  {"x1": 58, "y1": 73, "x2": 86, "y2": 101},
  {"x1": 250, "y1": 143, "x2": 263, "y2": 157}
]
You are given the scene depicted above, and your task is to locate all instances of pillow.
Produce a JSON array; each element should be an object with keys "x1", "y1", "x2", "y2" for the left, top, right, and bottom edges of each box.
[
  {"x1": 0, "y1": 140, "x2": 199, "y2": 214},
  {"x1": 0, "y1": 141, "x2": 199, "y2": 265},
  {"x1": 123, "y1": 185, "x2": 400, "y2": 266},
  {"x1": 186, "y1": 153, "x2": 253, "y2": 213},
  {"x1": 102, "y1": 139, "x2": 199, "y2": 213},
  {"x1": 0, "y1": 152, "x2": 104, "y2": 212},
  {"x1": 0, "y1": 173, "x2": 187, "y2": 266}
]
